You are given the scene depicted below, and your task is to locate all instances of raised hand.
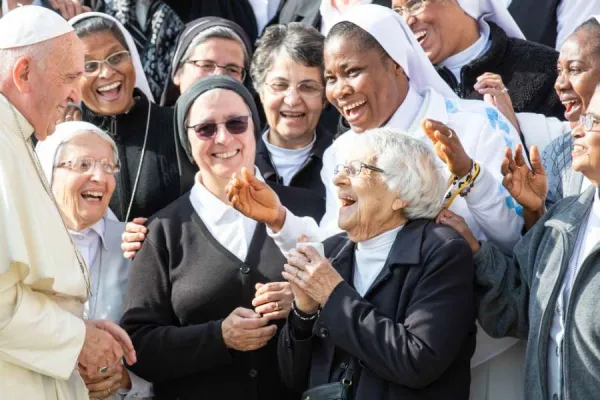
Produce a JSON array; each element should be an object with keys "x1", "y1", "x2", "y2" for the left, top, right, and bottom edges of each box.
[
  {"x1": 501, "y1": 144, "x2": 547, "y2": 213},
  {"x1": 221, "y1": 307, "x2": 278, "y2": 352},
  {"x1": 121, "y1": 217, "x2": 147, "y2": 259},
  {"x1": 227, "y1": 167, "x2": 286, "y2": 231},
  {"x1": 422, "y1": 119, "x2": 473, "y2": 178},
  {"x1": 475, "y1": 72, "x2": 520, "y2": 132},
  {"x1": 48, "y1": 0, "x2": 91, "y2": 20}
]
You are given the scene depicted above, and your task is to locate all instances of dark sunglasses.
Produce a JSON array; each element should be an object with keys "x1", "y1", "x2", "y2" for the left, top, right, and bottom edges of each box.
[{"x1": 187, "y1": 116, "x2": 250, "y2": 140}]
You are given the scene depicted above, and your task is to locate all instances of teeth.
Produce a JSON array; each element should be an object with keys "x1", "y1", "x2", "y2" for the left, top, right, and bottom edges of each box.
[
  {"x1": 342, "y1": 101, "x2": 366, "y2": 112},
  {"x1": 82, "y1": 191, "x2": 103, "y2": 200},
  {"x1": 415, "y1": 30, "x2": 427, "y2": 40},
  {"x1": 281, "y1": 111, "x2": 304, "y2": 117},
  {"x1": 97, "y1": 82, "x2": 121, "y2": 92},
  {"x1": 213, "y1": 150, "x2": 238, "y2": 159},
  {"x1": 339, "y1": 195, "x2": 356, "y2": 202},
  {"x1": 573, "y1": 145, "x2": 585, "y2": 152}
]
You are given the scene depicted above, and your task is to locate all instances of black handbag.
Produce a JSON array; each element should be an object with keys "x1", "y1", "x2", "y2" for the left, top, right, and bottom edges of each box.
[{"x1": 300, "y1": 359, "x2": 355, "y2": 400}]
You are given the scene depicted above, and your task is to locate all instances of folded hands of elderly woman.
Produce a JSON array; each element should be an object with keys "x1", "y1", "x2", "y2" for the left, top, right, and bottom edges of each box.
[{"x1": 282, "y1": 246, "x2": 344, "y2": 313}]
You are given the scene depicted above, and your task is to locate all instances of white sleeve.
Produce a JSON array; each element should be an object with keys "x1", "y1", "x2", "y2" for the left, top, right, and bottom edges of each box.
[
  {"x1": 0, "y1": 267, "x2": 86, "y2": 380},
  {"x1": 266, "y1": 137, "x2": 342, "y2": 255},
  {"x1": 118, "y1": 369, "x2": 154, "y2": 399},
  {"x1": 556, "y1": 0, "x2": 600, "y2": 49},
  {"x1": 516, "y1": 112, "x2": 570, "y2": 152},
  {"x1": 465, "y1": 119, "x2": 524, "y2": 253}
]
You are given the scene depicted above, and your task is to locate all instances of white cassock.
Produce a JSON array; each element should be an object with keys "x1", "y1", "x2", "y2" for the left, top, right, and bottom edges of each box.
[{"x1": 0, "y1": 95, "x2": 90, "y2": 399}]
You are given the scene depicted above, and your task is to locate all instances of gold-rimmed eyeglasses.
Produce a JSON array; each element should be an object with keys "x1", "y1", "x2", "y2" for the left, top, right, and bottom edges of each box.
[
  {"x1": 185, "y1": 59, "x2": 246, "y2": 80},
  {"x1": 333, "y1": 160, "x2": 385, "y2": 177}
]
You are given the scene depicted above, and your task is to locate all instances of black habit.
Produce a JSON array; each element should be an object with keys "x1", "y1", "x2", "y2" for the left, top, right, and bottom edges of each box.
[
  {"x1": 278, "y1": 219, "x2": 476, "y2": 400},
  {"x1": 120, "y1": 183, "x2": 324, "y2": 400},
  {"x1": 437, "y1": 22, "x2": 563, "y2": 120},
  {"x1": 255, "y1": 124, "x2": 333, "y2": 200},
  {"x1": 82, "y1": 89, "x2": 194, "y2": 221}
]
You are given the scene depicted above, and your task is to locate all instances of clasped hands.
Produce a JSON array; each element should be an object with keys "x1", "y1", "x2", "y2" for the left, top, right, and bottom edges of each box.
[{"x1": 77, "y1": 320, "x2": 136, "y2": 399}]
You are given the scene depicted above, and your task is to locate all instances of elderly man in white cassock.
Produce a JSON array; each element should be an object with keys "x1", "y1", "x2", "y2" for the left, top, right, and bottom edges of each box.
[{"x1": 0, "y1": 6, "x2": 136, "y2": 400}]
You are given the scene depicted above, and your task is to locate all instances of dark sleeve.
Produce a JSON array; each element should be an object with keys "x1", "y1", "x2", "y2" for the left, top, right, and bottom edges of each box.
[
  {"x1": 278, "y1": 313, "x2": 315, "y2": 392},
  {"x1": 120, "y1": 228, "x2": 232, "y2": 383},
  {"x1": 313, "y1": 238, "x2": 475, "y2": 389},
  {"x1": 474, "y1": 221, "x2": 543, "y2": 339}
]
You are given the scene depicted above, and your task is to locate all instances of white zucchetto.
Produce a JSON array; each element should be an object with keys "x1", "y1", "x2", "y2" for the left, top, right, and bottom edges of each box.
[{"x1": 0, "y1": 5, "x2": 73, "y2": 49}]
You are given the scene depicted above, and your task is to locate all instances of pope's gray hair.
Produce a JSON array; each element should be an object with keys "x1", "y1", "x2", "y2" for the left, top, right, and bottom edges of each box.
[
  {"x1": 0, "y1": 42, "x2": 51, "y2": 78},
  {"x1": 348, "y1": 128, "x2": 446, "y2": 220}
]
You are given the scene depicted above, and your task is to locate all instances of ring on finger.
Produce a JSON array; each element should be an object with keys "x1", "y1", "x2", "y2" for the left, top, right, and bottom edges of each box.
[
  {"x1": 295, "y1": 269, "x2": 302, "y2": 279},
  {"x1": 447, "y1": 130, "x2": 454, "y2": 139},
  {"x1": 501, "y1": 87, "x2": 509, "y2": 93},
  {"x1": 275, "y1": 301, "x2": 280, "y2": 311}
]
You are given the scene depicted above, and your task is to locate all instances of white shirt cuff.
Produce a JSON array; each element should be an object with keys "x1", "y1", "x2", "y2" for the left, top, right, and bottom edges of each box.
[{"x1": 117, "y1": 370, "x2": 153, "y2": 399}]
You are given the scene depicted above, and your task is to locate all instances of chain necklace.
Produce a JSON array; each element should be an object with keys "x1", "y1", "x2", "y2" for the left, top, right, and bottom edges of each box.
[{"x1": 6, "y1": 99, "x2": 92, "y2": 296}]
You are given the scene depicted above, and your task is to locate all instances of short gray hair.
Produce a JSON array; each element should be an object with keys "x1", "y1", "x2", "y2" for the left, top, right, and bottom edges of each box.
[
  {"x1": 175, "y1": 26, "x2": 250, "y2": 77},
  {"x1": 348, "y1": 128, "x2": 446, "y2": 220},
  {"x1": 251, "y1": 23, "x2": 325, "y2": 93}
]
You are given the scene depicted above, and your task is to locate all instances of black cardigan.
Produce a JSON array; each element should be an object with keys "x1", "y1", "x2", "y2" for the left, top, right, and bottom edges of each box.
[
  {"x1": 82, "y1": 90, "x2": 194, "y2": 221},
  {"x1": 120, "y1": 183, "x2": 324, "y2": 400},
  {"x1": 255, "y1": 124, "x2": 333, "y2": 200},
  {"x1": 437, "y1": 22, "x2": 563, "y2": 120},
  {"x1": 278, "y1": 219, "x2": 476, "y2": 400}
]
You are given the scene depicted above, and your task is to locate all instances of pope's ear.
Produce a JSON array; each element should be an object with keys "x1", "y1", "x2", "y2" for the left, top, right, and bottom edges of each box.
[
  {"x1": 392, "y1": 198, "x2": 408, "y2": 211},
  {"x1": 13, "y1": 57, "x2": 34, "y2": 93}
]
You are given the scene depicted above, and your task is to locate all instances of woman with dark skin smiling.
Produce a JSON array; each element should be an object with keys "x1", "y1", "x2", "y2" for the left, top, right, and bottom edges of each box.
[
  {"x1": 477, "y1": 17, "x2": 600, "y2": 208},
  {"x1": 69, "y1": 13, "x2": 194, "y2": 222}
]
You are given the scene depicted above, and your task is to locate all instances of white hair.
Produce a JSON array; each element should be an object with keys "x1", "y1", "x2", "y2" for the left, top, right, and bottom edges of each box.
[
  {"x1": 347, "y1": 128, "x2": 446, "y2": 220},
  {"x1": 0, "y1": 42, "x2": 50, "y2": 78}
]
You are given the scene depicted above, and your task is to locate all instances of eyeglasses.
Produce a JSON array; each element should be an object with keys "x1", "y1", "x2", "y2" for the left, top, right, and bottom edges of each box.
[
  {"x1": 393, "y1": 0, "x2": 429, "y2": 18},
  {"x1": 333, "y1": 160, "x2": 385, "y2": 177},
  {"x1": 264, "y1": 81, "x2": 324, "y2": 99},
  {"x1": 579, "y1": 113, "x2": 600, "y2": 131},
  {"x1": 55, "y1": 157, "x2": 121, "y2": 175},
  {"x1": 185, "y1": 59, "x2": 246, "y2": 80},
  {"x1": 84, "y1": 50, "x2": 131, "y2": 75},
  {"x1": 187, "y1": 115, "x2": 250, "y2": 140}
]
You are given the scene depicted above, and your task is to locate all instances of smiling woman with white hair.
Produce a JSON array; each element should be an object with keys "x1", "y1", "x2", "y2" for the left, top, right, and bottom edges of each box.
[
  {"x1": 274, "y1": 128, "x2": 475, "y2": 399},
  {"x1": 35, "y1": 121, "x2": 152, "y2": 400}
]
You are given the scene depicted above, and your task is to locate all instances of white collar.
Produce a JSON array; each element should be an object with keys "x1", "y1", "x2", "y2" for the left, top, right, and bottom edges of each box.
[
  {"x1": 440, "y1": 19, "x2": 491, "y2": 71},
  {"x1": 69, "y1": 218, "x2": 107, "y2": 250},
  {"x1": 262, "y1": 130, "x2": 316, "y2": 155},
  {"x1": 190, "y1": 167, "x2": 266, "y2": 225},
  {"x1": 0, "y1": 93, "x2": 35, "y2": 140},
  {"x1": 356, "y1": 224, "x2": 403, "y2": 252},
  {"x1": 592, "y1": 188, "x2": 600, "y2": 223},
  {"x1": 383, "y1": 86, "x2": 425, "y2": 131}
]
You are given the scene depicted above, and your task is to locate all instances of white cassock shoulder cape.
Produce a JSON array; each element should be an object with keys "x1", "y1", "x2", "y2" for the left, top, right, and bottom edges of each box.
[{"x1": 0, "y1": 95, "x2": 89, "y2": 400}]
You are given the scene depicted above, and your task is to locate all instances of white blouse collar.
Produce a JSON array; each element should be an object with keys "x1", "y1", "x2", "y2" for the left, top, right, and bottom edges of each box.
[
  {"x1": 69, "y1": 217, "x2": 106, "y2": 249},
  {"x1": 440, "y1": 19, "x2": 491, "y2": 72}
]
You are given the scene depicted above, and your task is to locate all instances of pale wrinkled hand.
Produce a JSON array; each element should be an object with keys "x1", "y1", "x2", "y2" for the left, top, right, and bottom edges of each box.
[
  {"x1": 56, "y1": 104, "x2": 83, "y2": 125},
  {"x1": 80, "y1": 364, "x2": 129, "y2": 400},
  {"x1": 282, "y1": 246, "x2": 343, "y2": 306},
  {"x1": 252, "y1": 282, "x2": 293, "y2": 321},
  {"x1": 49, "y1": 0, "x2": 91, "y2": 20},
  {"x1": 221, "y1": 307, "x2": 277, "y2": 352},
  {"x1": 501, "y1": 144, "x2": 547, "y2": 212},
  {"x1": 422, "y1": 119, "x2": 472, "y2": 178},
  {"x1": 226, "y1": 167, "x2": 284, "y2": 229},
  {"x1": 78, "y1": 320, "x2": 136, "y2": 381},
  {"x1": 121, "y1": 217, "x2": 147, "y2": 259},
  {"x1": 437, "y1": 209, "x2": 480, "y2": 253},
  {"x1": 475, "y1": 72, "x2": 520, "y2": 132}
]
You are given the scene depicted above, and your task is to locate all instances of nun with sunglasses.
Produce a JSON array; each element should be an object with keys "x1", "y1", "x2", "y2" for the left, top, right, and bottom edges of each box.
[
  {"x1": 120, "y1": 76, "x2": 324, "y2": 400},
  {"x1": 68, "y1": 13, "x2": 195, "y2": 222}
]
